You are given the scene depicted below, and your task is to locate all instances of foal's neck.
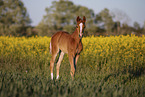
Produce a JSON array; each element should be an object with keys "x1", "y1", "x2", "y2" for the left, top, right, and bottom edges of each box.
[{"x1": 71, "y1": 28, "x2": 80, "y2": 41}]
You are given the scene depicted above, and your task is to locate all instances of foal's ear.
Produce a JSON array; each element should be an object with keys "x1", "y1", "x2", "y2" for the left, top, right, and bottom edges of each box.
[
  {"x1": 83, "y1": 16, "x2": 86, "y2": 22},
  {"x1": 76, "y1": 16, "x2": 80, "y2": 22}
]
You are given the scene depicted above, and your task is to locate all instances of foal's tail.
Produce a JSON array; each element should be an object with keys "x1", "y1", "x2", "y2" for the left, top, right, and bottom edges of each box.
[{"x1": 49, "y1": 42, "x2": 52, "y2": 54}]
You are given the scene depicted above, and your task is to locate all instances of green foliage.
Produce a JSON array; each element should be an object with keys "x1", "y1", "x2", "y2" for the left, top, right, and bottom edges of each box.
[
  {"x1": 0, "y1": 70, "x2": 144, "y2": 97},
  {"x1": 0, "y1": 0, "x2": 31, "y2": 36},
  {"x1": 36, "y1": 0, "x2": 95, "y2": 36},
  {"x1": 99, "y1": 8, "x2": 114, "y2": 34},
  {"x1": 36, "y1": 1, "x2": 145, "y2": 36},
  {"x1": 0, "y1": 0, "x2": 144, "y2": 36}
]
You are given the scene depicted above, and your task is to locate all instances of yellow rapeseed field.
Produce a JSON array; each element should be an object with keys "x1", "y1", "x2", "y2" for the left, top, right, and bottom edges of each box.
[
  {"x1": 0, "y1": 35, "x2": 145, "y2": 73},
  {"x1": 0, "y1": 35, "x2": 145, "y2": 97}
]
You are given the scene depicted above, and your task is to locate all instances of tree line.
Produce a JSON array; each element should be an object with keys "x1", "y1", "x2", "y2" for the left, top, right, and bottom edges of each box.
[{"x1": 0, "y1": 0, "x2": 145, "y2": 37}]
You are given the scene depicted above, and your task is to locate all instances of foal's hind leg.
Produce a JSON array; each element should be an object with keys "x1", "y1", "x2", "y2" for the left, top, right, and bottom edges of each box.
[
  {"x1": 50, "y1": 46, "x2": 59, "y2": 80},
  {"x1": 56, "y1": 51, "x2": 64, "y2": 79}
]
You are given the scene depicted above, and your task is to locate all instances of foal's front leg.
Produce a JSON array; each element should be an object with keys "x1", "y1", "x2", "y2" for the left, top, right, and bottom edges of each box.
[
  {"x1": 68, "y1": 54, "x2": 76, "y2": 79},
  {"x1": 73, "y1": 54, "x2": 79, "y2": 70},
  {"x1": 75, "y1": 54, "x2": 80, "y2": 66}
]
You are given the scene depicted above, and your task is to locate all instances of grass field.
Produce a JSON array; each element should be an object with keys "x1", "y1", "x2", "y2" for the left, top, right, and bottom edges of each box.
[{"x1": 0, "y1": 35, "x2": 145, "y2": 97}]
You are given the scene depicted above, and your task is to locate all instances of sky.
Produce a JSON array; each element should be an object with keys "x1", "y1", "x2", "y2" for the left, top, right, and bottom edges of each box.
[{"x1": 22, "y1": 0, "x2": 145, "y2": 27}]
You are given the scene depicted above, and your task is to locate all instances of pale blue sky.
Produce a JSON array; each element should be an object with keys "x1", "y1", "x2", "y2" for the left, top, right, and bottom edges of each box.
[{"x1": 22, "y1": 0, "x2": 145, "y2": 27}]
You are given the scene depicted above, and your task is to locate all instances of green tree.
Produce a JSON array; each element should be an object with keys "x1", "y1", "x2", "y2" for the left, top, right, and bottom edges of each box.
[
  {"x1": 37, "y1": 0, "x2": 95, "y2": 36},
  {"x1": 37, "y1": 0, "x2": 76, "y2": 36},
  {"x1": 0, "y1": 0, "x2": 31, "y2": 36},
  {"x1": 97, "y1": 8, "x2": 114, "y2": 35},
  {"x1": 121, "y1": 23, "x2": 134, "y2": 35},
  {"x1": 134, "y1": 21, "x2": 140, "y2": 30},
  {"x1": 111, "y1": 9, "x2": 131, "y2": 35},
  {"x1": 133, "y1": 21, "x2": 143, "y2": 35},
  {"x1": 94, "y1": 14, "x2": 105, "y2": 35},
  {"x1": 111, "y1": 9, "x2": 131, "y2": 25}
]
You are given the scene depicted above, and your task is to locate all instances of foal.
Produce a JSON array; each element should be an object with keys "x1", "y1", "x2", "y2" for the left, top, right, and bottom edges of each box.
[{"x1": 50, "y1": 16, "x2": 86, "y2": 80}]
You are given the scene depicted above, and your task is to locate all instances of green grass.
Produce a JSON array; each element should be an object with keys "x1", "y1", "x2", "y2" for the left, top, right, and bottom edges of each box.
[{"x1": 0, "y1": 54, "x2": 145, "y2": 97}]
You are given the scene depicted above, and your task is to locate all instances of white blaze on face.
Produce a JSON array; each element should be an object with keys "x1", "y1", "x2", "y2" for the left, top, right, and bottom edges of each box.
[{"x1": 79, "y1": 23, "x2": 83, "y2": 37}]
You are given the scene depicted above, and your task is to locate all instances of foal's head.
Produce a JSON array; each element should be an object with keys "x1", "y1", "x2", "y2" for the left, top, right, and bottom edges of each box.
[{"x1": 76, "y1": 16, "x2": 86, "y2": 37}]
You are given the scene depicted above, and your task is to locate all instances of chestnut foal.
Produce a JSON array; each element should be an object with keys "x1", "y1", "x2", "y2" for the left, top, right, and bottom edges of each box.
[{"x1": 50, "y1": 16, "x2": 86, "y2": 80}]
